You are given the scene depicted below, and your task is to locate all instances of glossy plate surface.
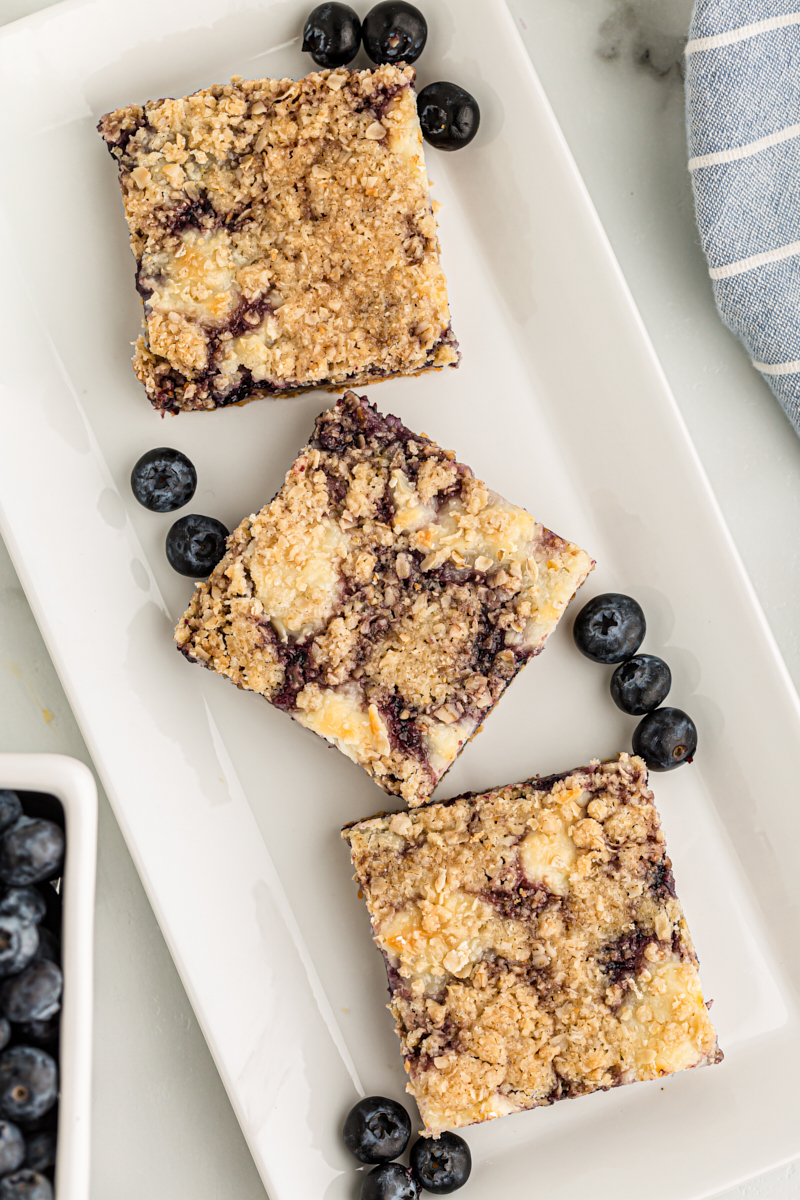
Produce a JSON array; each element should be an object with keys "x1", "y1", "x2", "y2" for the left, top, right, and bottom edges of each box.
[{"x1": 1, "y1": 2, "x2": 799, "y2": 1197}]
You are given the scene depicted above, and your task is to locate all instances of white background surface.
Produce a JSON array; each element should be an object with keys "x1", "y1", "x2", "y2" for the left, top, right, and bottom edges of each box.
[{"x1": 0, "y1": 0, "x2": 798, "y2": 1196}]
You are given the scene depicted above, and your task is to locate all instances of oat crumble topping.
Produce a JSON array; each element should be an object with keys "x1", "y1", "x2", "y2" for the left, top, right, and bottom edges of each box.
[
  {"x1": 98, "y1": 65, "x2": 457, "y2": 413},
  {"x1": 175, "y1": 391, "x2": 593, "y2": 804},
  {"x1": 343, "y1": 754, "x2": 722, "y2": 1134}
]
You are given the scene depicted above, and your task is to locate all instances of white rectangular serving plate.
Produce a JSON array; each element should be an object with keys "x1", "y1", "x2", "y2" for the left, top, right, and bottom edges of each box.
[
  {"x1": 0, "y1": 1, "x2": 799, "y2": 1197},
  {"x1": 0, "y1": 755, "x2": 97, "y2": 1200}
]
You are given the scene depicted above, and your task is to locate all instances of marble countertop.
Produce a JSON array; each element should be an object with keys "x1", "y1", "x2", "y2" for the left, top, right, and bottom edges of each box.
[{"x1": 0, "y1": 0, "x2": 798, "y2": 1196}]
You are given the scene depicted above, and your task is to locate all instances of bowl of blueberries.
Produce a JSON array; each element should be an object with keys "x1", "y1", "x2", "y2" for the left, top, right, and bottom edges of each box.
[{"x1": 0, "y1": 756, "x2": 97, "y2": 1200}]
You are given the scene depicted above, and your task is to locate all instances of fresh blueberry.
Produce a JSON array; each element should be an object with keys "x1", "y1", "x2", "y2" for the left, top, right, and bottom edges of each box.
[
  {"x1": 410, "y1": 1132, "x2": 471, "y2": 1194},
  {"x1": 610, "y1": 654, "x2": 671, "y2": 716},
  {"x1": 0, "y1": 893, "x2": 46, "y2": 930},
  {"x1": 0, "y1": 962, "x2": 62, "y2": 1024},
  {"x1": 12, "y1": 1020, "x2": 58, "y2": 1056},
  {"x1": 165, "y1": 514, "x2": 229, "y2": 578},
  {"x1": 0, "y1": 1024, "x2": 9, "y2": 1055},
  {"x1": 15, "y1": 1105, "x2": 56, "y2": 1138},
  {"x1": 417, "y1": 82, "x2": 480, "y2": 151},
  {"x1": 34, "y1": 891, "x2": 60, "y2": 943},
  {"x1": 0, "y1": 921, "x2": 38, "y2": 982},
  {"x1": 362, "y1": 1, "x2": 427, "y2": 64},
  {"x1": 0, "y1": 1049, "x2": 57, "y2": 1123},
  {"x1": 632, "y1": 707, "x2": 697, "y2": 771},
  {"x1": 361, "y1": 1162, "x2": 419, "y2": 1200},
  {"x1": 0, "y1": 802, "x2": 21, "y2": 842},
  {"x1": 572, "y1": 593, "x2": 645, "y2": 664},
  {"x1": 0, "y1": 1121, "x2": 24, "y2": 1174},
  {"x1": 130, "y1": 448, "x2": 197, "y2": 514},
  {"x1": 30, "y1": 932, "x2": 58, "y2": 969},
  {"x1": 0, "y1": 1170, "x2": 53, "y2": 1199},
  {"x1": 343, "y1": 1095, "x2": 412, "y2": 1164},
  {"x1": 302, "y1": 3, "x2": 361, "y2": 67},
  {"x1": 22, "y1": 1132, "x2": 56, "y2": 1175},
  {"x1": 0, "y1": 822, "x2": 64, "y2": 889}
]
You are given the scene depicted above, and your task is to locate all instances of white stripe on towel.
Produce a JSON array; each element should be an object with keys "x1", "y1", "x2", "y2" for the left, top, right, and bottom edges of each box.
[
  {"x1": 752, "y1": 358, "x2": 800, "y2": 376},
  {"x1": 686, "y1": 13, "x2": 800, "y2": 53},
  {"x1": 709, "y1": 239, "x2": 800, "y2": 280},
  {"x1": 689, "y1": 122, "x2": 800, "y2": 170}
]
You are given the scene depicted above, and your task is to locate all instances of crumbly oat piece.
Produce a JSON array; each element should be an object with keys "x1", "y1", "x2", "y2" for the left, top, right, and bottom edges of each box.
[
  {"x1": 175, "y1": 391, "x2": 593, "y2": 805},
  {"x1": 98, "y1": 65, "x2": 457, "y2": 413},
  {"x1": 343, "y1": 754, "x2": 722, "y2": 1134}
]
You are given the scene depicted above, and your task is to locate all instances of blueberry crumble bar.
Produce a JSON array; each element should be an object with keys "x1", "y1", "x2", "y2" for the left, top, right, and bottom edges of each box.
[
  {"x1": 342, "y1": 754, "x2": 721, "y2": 1134},
  {"x1": 98, "y1": 65, "x2": 457, "y2": 413},
  {"x1": 174, "y1": 391, "x2": 592, "y2": 805}
]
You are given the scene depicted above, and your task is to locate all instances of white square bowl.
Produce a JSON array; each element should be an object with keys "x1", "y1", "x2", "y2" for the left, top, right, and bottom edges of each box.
[{"x1": 0, "y1": 755, "x2": 97, "y2": 1200}]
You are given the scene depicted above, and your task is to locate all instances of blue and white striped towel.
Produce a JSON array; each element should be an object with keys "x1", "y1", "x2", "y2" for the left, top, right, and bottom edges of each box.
[{"x1": 686, "y1": 1, "x2": 800, "y2": 433}]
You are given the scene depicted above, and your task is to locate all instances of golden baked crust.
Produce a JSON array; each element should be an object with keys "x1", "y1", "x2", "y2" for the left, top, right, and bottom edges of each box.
[
  {"x1": 98, "y1": 65, "x2": 457, "y2": 413},
  {"x1": 175, "y1": 391, "x2": 593, "y2": 804},
  {"x1": 342, "y1": 755, "x2": 722, "y2": 1133}
]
